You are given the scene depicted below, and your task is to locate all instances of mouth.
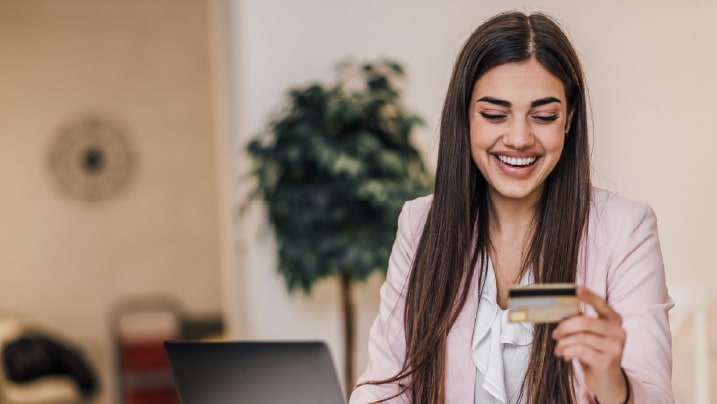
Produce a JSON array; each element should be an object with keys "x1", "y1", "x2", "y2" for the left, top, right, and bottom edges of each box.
[{"x1": 495, "y1": 154, "x2": 539, "y2": 168}]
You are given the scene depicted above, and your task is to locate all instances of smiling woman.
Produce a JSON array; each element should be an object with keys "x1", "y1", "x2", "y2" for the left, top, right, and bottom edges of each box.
[
  {"x1": 350, "y1": 10, "x2": 673, "y2": 404},
  {"x1": 469, "y1": 59, "x2": 570, "y2": 206}
]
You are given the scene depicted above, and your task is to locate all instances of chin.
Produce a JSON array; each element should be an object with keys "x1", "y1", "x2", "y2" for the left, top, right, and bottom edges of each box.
[{"x1": 490, "y1": 183, "x2": 542, "y2": 202}]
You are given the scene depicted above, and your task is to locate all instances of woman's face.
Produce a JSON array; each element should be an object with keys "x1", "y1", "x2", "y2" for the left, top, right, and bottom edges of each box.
[{"x1": 469, "y1": 58, "x2": 571, "y2": 206}]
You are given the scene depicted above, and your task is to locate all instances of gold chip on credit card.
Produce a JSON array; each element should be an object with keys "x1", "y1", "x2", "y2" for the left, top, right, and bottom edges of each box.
[{"x1": 508, "y1": 283, "x2": 580, "y2": 323}]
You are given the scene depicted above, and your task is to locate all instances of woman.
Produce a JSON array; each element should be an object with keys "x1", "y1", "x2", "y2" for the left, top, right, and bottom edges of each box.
[{"x1": 350, "y1": 11, "x2": 673, "y2": 404}]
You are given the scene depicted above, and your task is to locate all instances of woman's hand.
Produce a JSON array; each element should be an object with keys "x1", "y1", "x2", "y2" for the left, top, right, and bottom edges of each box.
[{"x1": 552, "y1": 287, "x2": 632, "y2": 404}]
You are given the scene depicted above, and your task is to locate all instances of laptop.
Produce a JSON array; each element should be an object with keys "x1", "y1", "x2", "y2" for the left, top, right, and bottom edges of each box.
[{"x1": 164, "y1": 340, "x2": 346, "y2": 404}]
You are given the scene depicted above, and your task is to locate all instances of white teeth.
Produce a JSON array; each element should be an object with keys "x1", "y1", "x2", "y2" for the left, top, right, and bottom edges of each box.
[{"x1": 497, "y1": 155, "x2": 537, "y2": 167}]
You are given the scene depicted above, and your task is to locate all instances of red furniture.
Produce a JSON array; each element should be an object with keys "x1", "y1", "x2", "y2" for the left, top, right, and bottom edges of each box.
[{"x1": 110, "y1": 296, "x2": 183, "y2": 404}]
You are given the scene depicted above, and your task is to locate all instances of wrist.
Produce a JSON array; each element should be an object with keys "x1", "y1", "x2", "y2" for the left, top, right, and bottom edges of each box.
[{"x1": 594, "y1": 368, "x2": 631, "y2": 404}]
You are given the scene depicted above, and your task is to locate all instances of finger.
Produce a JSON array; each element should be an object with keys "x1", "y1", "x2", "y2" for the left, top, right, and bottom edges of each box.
[
  {"x1": 553, "y1": 315, "x2": 625, "y2": 341},
  {"x1": 554, "y1": 340, "x2": 604, "y2": 364},
  {"x1": 555, "y1": 342, "x2": 622, "y2": 372},
  {"x1": 577, "y1": 286, "x2": 621, "y2": 322},
  {"x1": 556, "y1": 343, "x2": 624, "y2": 376},
  {"x1": 554, "y1": 332, "x2": 623, "y2": 359}
]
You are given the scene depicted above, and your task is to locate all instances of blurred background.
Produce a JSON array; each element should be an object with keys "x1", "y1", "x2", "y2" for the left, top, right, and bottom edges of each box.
[{"x1": 0, "y1": 0, "x2": 715, "y2": 403}]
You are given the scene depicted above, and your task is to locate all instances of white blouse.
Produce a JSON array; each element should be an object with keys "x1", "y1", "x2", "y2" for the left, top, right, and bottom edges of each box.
[{"x1": 472, "y1": 260, "x2": 533, "y2": 404}]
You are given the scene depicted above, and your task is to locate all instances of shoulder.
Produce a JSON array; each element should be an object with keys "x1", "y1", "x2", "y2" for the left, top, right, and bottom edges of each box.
[
  {"x1": 399, "y1": 194, "x2": 433, "y2": 235},
  {"x1": 584, "y1": 187, "x2": 663, "y2": 288},
  {"x1": 589, "y1": 187, "x2": 658, "y2": 236},
  {"x1": 383, "y1": 194, "x2": 433, "y2": 292},
  {"x1": 386, "y1": 194, "x2": 433, "y2": 279},
  {"x1": 404, "y1": 193, "x2": 433, "y2": 214},
  {"x1": 590, "y1": 187, "x2": 654, "y2": 217}
]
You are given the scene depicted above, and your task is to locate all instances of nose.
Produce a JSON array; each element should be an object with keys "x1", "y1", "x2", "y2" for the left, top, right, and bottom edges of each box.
[{"x1": 503, "y1": 119, "x2": 535, "y2": 149}]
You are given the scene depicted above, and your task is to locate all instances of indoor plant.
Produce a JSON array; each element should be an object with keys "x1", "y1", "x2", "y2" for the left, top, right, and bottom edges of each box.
[{"x1": 246, "y1": 59, "x2": 432, "y2": 391}]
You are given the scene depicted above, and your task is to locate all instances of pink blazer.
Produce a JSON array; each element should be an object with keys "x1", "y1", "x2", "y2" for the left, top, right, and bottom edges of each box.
[{"x1": 350, "y1": 188, "x2": 674, "y2": 403}]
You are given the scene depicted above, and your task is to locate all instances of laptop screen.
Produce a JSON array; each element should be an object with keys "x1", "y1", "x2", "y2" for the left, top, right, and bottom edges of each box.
[{"x1": 164, "y1": 340, "x2": 346, "y2": 404}]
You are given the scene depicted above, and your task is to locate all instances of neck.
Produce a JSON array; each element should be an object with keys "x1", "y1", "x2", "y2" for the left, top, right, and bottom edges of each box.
[
  {"x1": 488, "y1": 191, "x2": 539, "y2": 238},
  {"x1": 486, "y1": 190, "x2": 540, "y2": 303}
]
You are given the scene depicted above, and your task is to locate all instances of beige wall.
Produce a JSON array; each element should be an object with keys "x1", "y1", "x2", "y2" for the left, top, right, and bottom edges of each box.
[
  {"x1": 227, "y1": 0, "x2": 717, "y2": 401},
  {"x1": 0, "y1": 1, "x2": 227, "y2": 402}
]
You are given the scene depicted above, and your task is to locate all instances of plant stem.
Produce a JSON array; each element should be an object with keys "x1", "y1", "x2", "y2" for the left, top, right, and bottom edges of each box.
[{"x1": 340, "y1": 271, "x2": 355, "y2": 397}]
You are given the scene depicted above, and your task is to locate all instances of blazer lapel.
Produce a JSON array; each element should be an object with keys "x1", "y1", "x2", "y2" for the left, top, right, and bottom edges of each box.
[{"x1": 444, "y1": 268, "x2": 480, "y2": 403}]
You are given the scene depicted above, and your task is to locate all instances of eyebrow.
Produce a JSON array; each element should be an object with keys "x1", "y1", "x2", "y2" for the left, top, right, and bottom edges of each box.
[{"x1": 477, "y1": 96, "x2": 562, "y2": 108}]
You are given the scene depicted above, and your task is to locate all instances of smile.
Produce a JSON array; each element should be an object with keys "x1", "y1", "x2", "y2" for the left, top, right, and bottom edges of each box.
[{"x1": 496, "y1": 155, "x2": 538, "y2": 167}]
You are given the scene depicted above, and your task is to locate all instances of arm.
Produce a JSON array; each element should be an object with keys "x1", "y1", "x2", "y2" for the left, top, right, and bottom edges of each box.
[
  {"x1": 605, "y1": 203, "x2": 674, "y2": 403},
  {"x1": 349, "y1": 199, "x2": 426, "y2": 404},
  {"x1": 555, "y1": 202, "x2": 674, "y2": 404}
]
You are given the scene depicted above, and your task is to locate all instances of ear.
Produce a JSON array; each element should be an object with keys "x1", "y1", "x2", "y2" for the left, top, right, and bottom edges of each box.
[{"x1": 565, "y1": 109, "x2": 575, "y2": 135}]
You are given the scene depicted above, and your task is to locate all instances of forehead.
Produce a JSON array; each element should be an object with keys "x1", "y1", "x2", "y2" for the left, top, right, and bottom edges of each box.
[{"x1": 472, "y1": 59, "x2": 566, "y2": 102}]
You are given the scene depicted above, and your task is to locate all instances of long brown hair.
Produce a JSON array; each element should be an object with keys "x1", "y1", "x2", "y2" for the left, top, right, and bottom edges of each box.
[{"x1": 371, "y1": 11, "x2": 591, "y2": 403}]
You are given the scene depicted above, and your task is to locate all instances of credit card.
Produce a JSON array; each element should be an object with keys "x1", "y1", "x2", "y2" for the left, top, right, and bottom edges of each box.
[{"x1": 508, "y1": 283, "x2": 579, "y2": 323}]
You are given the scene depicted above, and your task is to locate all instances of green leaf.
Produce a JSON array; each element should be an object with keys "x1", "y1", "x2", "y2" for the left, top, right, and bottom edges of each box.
[{"x1": 244, "y1": 59, "x2": 434, "y2": 293}]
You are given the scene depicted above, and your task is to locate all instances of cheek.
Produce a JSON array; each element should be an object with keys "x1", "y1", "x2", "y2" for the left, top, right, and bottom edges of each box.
[
  {"x1": 537, "y1": 126, "x2": 567, "y2": 153},
  {"x1": 469, "y1": 121, "x2": 498, "y2": 151},
  {"x1": 468, "y1": 123, "x2": 499, "y2": 175}
]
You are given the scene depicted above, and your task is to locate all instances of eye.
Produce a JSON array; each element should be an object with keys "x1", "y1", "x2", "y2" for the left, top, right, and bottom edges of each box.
[
  {"x1": 479, "y1": 112, "x2": 507, "y2": 122},
  {"x1": 533, "y1": 114, "x2": 559, "y2": 123}
]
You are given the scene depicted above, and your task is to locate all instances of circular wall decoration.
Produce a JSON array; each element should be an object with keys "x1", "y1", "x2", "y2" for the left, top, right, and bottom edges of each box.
[{"x1": 47, "y1": 114, "x2": 137, "y2": 202}]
